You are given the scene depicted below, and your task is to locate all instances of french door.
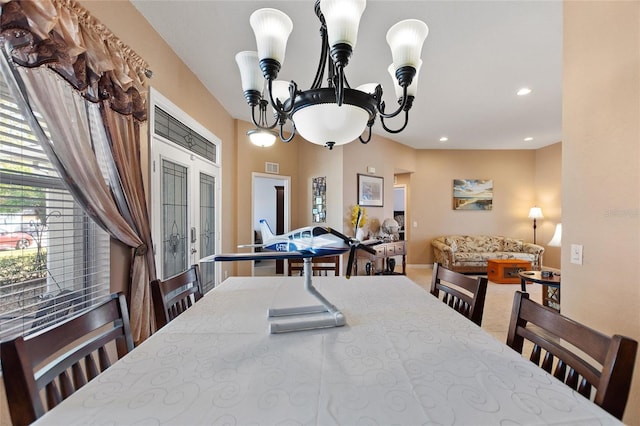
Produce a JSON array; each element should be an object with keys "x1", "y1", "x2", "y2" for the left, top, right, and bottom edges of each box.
[{"x1": 150, "y1": 91, "x2": 221, "y2": 291}]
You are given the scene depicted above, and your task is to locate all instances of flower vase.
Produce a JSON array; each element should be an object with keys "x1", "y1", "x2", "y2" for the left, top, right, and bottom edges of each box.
[{"x1": 355, "y1": 228, "x2": 365, "y2": 241}]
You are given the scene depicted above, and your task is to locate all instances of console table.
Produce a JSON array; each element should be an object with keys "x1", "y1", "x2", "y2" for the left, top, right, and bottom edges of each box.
[
  {"x1": 519, "y1": 270, "x2": 561, "y2": 311},
  {"x1": 355, "y1": 241, "x2": 406, "y2": 275}
]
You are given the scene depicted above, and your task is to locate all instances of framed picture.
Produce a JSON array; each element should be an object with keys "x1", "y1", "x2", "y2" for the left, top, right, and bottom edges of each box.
[
  {"x1": 312, "y1": 176, "x2": 326, "y2": 223},
  {"x1": 358, "y1": 174, "x2": 384, "y2": 207},
  {"x1": 452, "y1": 179, "x2": 493, "y2": 210}
]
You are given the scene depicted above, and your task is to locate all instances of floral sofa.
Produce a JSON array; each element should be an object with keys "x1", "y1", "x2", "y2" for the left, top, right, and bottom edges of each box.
[{"x1": 432, "y1": 235, "x2": 544, "y2": 274}]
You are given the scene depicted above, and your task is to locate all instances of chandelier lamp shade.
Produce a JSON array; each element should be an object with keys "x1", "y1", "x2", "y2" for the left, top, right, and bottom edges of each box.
[{"x1": 235, "y1": 0, "x2": 429, "y2": 149}]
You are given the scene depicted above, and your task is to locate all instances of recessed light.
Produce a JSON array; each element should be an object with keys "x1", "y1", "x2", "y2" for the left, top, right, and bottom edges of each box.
[
  {"x1": 524, "y1": 137, "x2": 533, "y2": 142},
  {"x1": 517, "y1": 87, "x2": 532, "y2": 96},
  {"x1": 439, "y1": 136, "x2": 448, "y2": 142}
]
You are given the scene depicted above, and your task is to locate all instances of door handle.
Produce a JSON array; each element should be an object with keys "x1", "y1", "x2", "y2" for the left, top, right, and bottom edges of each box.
[{"x1": 190, "y1": 227, "x2": 197, "y2": 243}]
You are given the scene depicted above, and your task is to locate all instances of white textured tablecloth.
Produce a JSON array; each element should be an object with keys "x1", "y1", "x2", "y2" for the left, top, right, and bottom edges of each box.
[{"x1": 34, "y1": 276, "x2": 620, "y2": 425}]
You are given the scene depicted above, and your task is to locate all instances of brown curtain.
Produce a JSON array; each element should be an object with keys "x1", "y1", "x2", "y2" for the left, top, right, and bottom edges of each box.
[{"x1": 0, "y1": 0, "x2": 157, "y2": 342}]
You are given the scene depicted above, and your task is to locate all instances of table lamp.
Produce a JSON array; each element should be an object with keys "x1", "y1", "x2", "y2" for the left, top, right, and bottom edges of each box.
[
  {"x1": 548, "y1": 223, "x2": 562, "y2": 247},
  {"x1": 528, "y1": 207, "x2": 544, "y2": 244}
]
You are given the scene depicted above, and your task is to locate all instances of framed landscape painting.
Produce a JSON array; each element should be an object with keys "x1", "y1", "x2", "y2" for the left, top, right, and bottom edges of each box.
[
  {"x1": 453, "y1": 179, "x2": 493, "y2": 210},
  {"x1": 358, "y1": 174, "x2": 383, "y2": 207}
]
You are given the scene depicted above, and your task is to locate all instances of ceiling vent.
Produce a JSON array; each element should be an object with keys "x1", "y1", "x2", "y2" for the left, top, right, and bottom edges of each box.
[{"x1": 265, "y1": 162, "x2": 279, "y2": 174}]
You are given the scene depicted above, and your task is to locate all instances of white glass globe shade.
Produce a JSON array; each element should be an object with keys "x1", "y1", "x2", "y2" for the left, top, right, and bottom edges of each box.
[
  {"x1": 356, "y1": 83, "x2": 379, "y2": 95},
  {"x1": 293, "y1": 103, "x2": 369, "y2": 146},
  {"x1": 248, "y1": 129, "x2": 277, "y2": 147}
]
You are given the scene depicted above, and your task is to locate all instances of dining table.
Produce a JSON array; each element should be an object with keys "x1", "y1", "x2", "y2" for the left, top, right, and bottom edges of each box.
[{"x1": 33, "y1": 275, "x2": 621, "y2": 425}]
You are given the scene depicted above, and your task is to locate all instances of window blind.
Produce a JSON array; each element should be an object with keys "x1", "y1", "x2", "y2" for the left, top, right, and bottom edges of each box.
[{"x1": 0, "y1": 71, "x2": 110, "y2": 341}]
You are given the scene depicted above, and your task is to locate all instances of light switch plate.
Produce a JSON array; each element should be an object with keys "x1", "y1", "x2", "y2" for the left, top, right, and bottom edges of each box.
[{"x1": 570, "y1": 244, "x2": 583, "y2": 265}]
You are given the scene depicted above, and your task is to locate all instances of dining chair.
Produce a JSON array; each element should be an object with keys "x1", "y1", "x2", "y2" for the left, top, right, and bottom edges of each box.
[
  {"x1": 29, "y1": 289, "x2": 76, "y2": 332},
  {"x1": 0, "y1": 292, "x2": 134, "y2": 426},
  {"x1": 151, "y1": 264, "x2": 203, "y2": 329},
  {"x1": 288, "y1": 255, "x2": 340, "y2": 277},
  {"x1": 430, "y1": 262, "x2": 488, "y2": 326},
  {"x1": 507, "y1": 291, "x2": 637, "y2": 420}
]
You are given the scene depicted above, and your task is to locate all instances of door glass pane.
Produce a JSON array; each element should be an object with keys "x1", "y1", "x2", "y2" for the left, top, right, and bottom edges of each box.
[
  {"x1": 162, "y1": 160, "x2": 187, "y2": 278},
  {"x1": 199, "y1": 172, "x2": 216, "y2": 292}
]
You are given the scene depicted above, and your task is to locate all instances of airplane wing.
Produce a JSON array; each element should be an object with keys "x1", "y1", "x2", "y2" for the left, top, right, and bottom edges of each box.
[{"x1": 200, "y1": 250, "x2": 348, "y2": 263}]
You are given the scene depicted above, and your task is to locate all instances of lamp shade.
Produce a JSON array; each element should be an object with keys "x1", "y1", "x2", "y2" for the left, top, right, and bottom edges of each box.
[
  {"x1": 548, "y1": 223, "x2": 562, "y2": 247},
  {"x1": 389, "y1": 59, "x2": 422, "y2": 99},
  {"x1": 250, "y1": 8, "x2": 293, "y2": 65},
  {"x1": 248, "y1": 128, "x2": 277, "y2": 147},
  {"x1": 235, "y1": 51, "x2": 264, "y2": 93},
  {"x1": 528, "y1": 207, "x2": 544, "y2": 219},
  {"x1": 386, "y1": 19, "x2": 429, "y2": 70},
  {"x1": 271, "y1": 80, "x2": 291, "y2": 105},
  {"x1": 320, "y1": 0, "x2": 366, "y2": 49}
]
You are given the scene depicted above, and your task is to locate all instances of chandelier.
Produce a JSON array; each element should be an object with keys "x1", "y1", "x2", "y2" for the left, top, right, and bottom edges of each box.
[{"x1": 236, "y1": 0, "x2": 428, "y2": 149}]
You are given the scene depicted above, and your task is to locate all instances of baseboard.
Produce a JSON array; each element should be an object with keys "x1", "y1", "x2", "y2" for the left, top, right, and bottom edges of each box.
[{"x1": 407, "y1": 263, "x2": 433, "y2": 269}]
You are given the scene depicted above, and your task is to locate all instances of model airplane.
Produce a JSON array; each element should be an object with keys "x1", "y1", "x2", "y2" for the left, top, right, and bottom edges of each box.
[{"x1": 200, "y1": 217, "x2": 376, "y2": 333}]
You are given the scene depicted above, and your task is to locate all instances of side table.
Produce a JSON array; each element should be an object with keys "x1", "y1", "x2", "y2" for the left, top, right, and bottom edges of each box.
[
  {"x1": 518, "y1": 270, "x2": 561, "y2": 311},
  {"x1": 355, "y1": 241, "x2": 406, "y2": 275}
]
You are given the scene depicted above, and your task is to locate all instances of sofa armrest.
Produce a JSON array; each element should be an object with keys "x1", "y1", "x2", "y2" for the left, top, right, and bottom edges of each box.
[
  {"x1": 523, "y1": 243, "x2": 545, "y2": 268},
  {"x1": 431, "y1": 240, "x2": 454, "y2": 268},
  {"x1": 522, "y1": 243, "x2": 544, "y2": 255}
]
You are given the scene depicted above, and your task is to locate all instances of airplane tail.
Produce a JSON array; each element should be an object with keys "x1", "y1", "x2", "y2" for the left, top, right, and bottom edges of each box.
[{"x1": 259, "y1": 219, "x2": 275, "y2": 241}]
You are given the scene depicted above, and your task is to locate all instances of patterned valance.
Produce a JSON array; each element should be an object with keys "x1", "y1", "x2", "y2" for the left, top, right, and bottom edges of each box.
[{"x1": 0, "y1": 0, "x2": 150, "y2": 120}]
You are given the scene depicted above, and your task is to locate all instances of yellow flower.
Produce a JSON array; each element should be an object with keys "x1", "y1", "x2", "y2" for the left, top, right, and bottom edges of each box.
[{"x1": 351, "y1": 205, "x2": 367, "y2": 228}]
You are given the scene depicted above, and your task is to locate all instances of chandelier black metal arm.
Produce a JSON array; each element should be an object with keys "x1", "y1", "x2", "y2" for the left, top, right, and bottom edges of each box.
[
  {"x1": 277, "y1": 114, "x2": 296, "y2": 143},
  {"x1": 374, "y1": 67, "x2": 416, "y2": 119},
  {"x1": 237, "y1": 0, "x2": 428, "y2": 148},
  {"x1": 251, "y1": 99, "x2": 278, "y2": 130},
  {"x1": 358, "y1": 119, "x2": 375, "y2": 144},
  {"x1": 380, "y1": 100, "x2": 412, "y2": 134}
]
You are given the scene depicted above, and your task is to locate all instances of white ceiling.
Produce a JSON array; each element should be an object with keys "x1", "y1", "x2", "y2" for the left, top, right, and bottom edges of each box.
[{"x1": 131, "y1": 0, "x2": 562, "y2": 150}]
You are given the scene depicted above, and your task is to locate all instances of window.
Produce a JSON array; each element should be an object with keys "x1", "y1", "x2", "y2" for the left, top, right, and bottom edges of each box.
[{"x1": 0, "y1": 69, "x2": 110, "y2": 340}]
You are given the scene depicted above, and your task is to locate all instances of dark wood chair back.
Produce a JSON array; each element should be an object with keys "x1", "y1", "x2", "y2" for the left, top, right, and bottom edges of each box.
[
  {"x1": 0, "y1": 293, "x2": 134, "y2": 426},
  {"x1": 430, "y1": 262, "x2": 488, "y2": 326},
  {"x1": 288, "y1": 256, "x2": 340, "y2": 276},
  {"x1": 507, "y1": 291, "x2": 637, "y2": 420},
  {"x1": 151, "y1": 264, "x2": 203, "y2": 329}
]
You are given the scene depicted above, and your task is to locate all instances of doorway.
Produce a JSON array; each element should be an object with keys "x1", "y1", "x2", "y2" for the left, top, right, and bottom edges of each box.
[
  {"x1": 394, "y1": 185, "x2": 407, "y2": 241},
  {"x1": 252, "y1": 173, "x2": 290, "y2": 276}
]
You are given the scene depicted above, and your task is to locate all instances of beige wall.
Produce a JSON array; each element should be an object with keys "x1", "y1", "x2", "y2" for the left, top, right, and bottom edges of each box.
[
  {"x1": 534, "y1": 142, "x2": 562, "y2": 268},
  {"x1": 80, "y1": 0, "x2": 238, "y2": 282},
  {"x1": 233, "y1": 120, "x2": 301, "y2": 276},
  {"x1": 563, "y1": 2, "x2": 640, "y2": 424},
  {"x1": 296, "y1": 142, "x2": 345, "y2": 229},
  {"x1": 410, "y1": 149, "x2": 539, "y2": 264},
  {"x1": 341, "y1": 134, "x2": 418, "y2": 236}
]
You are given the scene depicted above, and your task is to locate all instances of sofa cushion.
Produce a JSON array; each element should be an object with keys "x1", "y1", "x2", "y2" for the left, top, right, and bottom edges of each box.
[
  {"x1": 454, "y1": 251, "x2": 537, "y2": 265},
  {"x1": 453, "y1": 235, "x2": 503, "y2": 253},
  {"x1": 443, "y1": 236, "x2": 458, "y2": 252},
  {"x1": 503, "y1": 237, "x2": 523, "y2": 252}
]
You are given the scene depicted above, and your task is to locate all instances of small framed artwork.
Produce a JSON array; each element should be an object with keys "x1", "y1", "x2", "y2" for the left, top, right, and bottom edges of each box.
[
  {"x1": 312, "y1": 176, "x2": 326, "y2": 223},
  {"x1": 358, "y1": 174, "x2": 384, "y2": 207},
  {"x1": 452, "y1": 179, "x2": 493, "y2": 210}
]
